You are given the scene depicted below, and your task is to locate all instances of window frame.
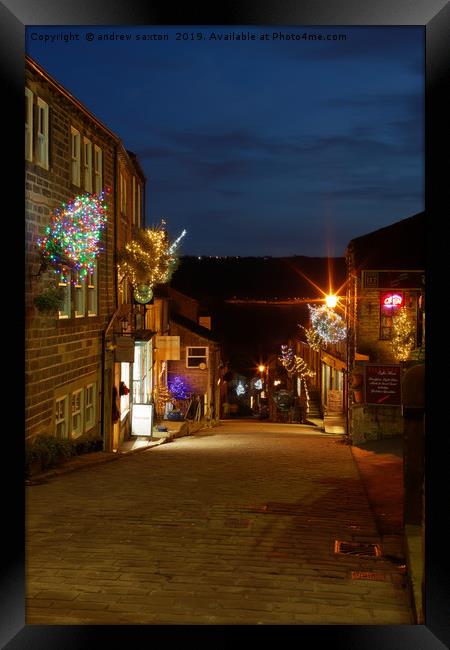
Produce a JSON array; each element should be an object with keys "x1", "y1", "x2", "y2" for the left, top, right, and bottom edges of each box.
[
  {"x1": 186, "y1": 346, "x2": 209, "y2": 368},
  {"x1": 25, "y1": 88, "x2": 33, "y2": 162},
  {"x1": 94, "y1": 144, "x2": 103, "y2": 195},
  {"x1": 120, "y1": 172, "x2": 127, "y2": 215},
  {"x1": 87, "y1": 261, "x2": 98, "y2": 317},
  {"x1": 132, "y1": 175, "x2": 136, "y2": 225},
  {"x1": 55, "y1": 396, "x2": 69, "y2": 439},
  {"x1": 36, "y1": 97, "x2": 49, "y2": 170},
  {"x1": 71, "y1": 389, "x2": 84, "y2": 438},
  {"x1": 85, "y1": 383, "x2": 96, "y2": 432},
  {"x1": 74, "y1": 271, "x2": 87, "y2": 318},
  {"x1": 83, "y1": 136, "x2": 93, "y2": 192},
  {"x1": 71, "y1": 126, "x2": 81, "y2": 187},
  {"x1": 137, "y1": 183, "x2": 141, "y2": 227},
  {"x1": 58, "y1": 269, "x2": 71, "y2": 319}
]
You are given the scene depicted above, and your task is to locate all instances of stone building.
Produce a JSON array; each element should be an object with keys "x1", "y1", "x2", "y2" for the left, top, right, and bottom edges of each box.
[
  {"x1": 166, "y1": 288, "x2": 223, "y2": 423},
  {"x1": 345, "y1": 212, "x2": 425, "y2": 444},
  {"x1": 25, "y1": 55, "x2": 145, "y2": 451}
]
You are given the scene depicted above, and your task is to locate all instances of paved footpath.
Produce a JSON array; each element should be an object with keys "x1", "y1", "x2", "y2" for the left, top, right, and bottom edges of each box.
[{"x1": 26, "y1": 420, "x2": 413, "y2": 625}]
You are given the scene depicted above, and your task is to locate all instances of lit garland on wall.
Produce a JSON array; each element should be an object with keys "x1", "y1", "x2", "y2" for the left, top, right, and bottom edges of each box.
[
  {"x1": 37, "y1": 191, "x2": 108, "y2": 278},
  {"x1": 308, "y1": 304, "x2": 347, "y2": 344},
  {"x1": 117, "y1": 221, "x2": 186, "y2": 288},
  {"x1": 391, "y1": 306, "x2": 415, "y2": 362},
  {"x1": 236, "y1": 381, "x2": 246, "y2": 396}
]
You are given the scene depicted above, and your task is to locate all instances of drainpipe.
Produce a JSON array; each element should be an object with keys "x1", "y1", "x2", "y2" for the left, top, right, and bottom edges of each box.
[{"x1": 100, "y1": 145, "x2": 120, "y2": 447}]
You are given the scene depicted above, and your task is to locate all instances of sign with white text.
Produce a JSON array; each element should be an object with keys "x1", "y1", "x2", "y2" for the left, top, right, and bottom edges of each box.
[{"x1": 365, "y1": 364, "x2": 401, "y2": 406}]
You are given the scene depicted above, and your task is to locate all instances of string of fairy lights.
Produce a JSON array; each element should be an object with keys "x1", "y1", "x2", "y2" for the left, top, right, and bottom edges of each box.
[
  {"x1": 391, "y1": 306, "x2": 415, "y2": 362},
  {"x1": 279, "y1": 344, "x2": 315, "y2": 413},
  {"x1": 37, "y1": 191, "x2": 108, "y2": 279}
]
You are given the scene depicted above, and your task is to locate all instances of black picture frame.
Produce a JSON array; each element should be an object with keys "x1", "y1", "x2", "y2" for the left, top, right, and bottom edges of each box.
[{"x1": 3, "y1": 0, "x2": 448, "y2": 647}]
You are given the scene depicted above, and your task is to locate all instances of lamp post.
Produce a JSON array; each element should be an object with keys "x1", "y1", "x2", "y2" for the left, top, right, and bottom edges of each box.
[
  {"x1": 257, "y1": 364, "x2": 266, "y2": 415},
  {"x1": 324, "y1": 293, "x2": 348, "y2": 436}
]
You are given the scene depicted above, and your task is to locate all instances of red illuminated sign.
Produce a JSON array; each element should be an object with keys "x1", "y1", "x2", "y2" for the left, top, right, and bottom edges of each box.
[{"x1": 382, "y1": 292, "x2": 403, "y2": 308}]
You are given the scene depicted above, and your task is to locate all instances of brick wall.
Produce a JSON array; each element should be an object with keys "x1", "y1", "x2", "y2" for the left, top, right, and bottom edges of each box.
[
  {"x1": 351, "y1": 404, "x2": 403, "y2": 445},
  {"x1": 167, "y1": 322, "x2": 219, "y2": 397},
  {"x1": 356, "y1": 288, "x2": 417, "y2": 364},
  {"x1": 25, "y1": 62, "x2": 117, "y2": 441}
]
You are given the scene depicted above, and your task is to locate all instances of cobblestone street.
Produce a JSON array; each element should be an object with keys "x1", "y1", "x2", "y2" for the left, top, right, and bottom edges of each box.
[{"x1": 26, "y1": 421, "x2": 413, "y2": 625}]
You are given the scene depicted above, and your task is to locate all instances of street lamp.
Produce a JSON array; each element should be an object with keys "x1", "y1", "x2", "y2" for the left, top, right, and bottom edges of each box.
[{"x1": 325, "y1": 294, "x2": 338, "y2": 309}]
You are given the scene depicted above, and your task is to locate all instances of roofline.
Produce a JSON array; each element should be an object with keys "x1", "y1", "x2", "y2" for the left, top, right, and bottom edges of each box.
[
  {"x1": 26, "y1": 56, "x2": 148, "y2": 179},
  {"x1": 26, "y1": 55, "x2": 122, "y2": 144},
  {"x1": 169, "y1": 316, "x2": 219, "y2": 343},
  {"x1": 346, "y1": 211, "x2": 424, "y2": 249}
]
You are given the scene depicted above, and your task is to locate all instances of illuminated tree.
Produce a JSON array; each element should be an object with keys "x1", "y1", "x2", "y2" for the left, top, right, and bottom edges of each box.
[
  {"x1": 118, "y1": 221, "x2": 186, "y2": 288},
  {"x1": 279, "y1": 344, "x2": 315, "y2": 413},
  {"x1": 168, "y1": 376, "x2": 191, "y2": 400},
  {"x1": 300, "y1": 325, "x2": 324, "y2": 351},
  {"x1": 391, "y1": 307, "x2": 415, "y2": 362}
]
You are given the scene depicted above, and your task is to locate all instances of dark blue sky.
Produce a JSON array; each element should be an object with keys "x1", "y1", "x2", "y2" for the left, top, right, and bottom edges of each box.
[{"x1": 26, "y1": 26, "x2": 424, "y2": 257}]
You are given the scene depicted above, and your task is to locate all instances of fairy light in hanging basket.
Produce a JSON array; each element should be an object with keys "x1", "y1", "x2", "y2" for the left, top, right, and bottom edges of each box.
[
  {"x1": 118, "y1": 222, "x2": 186, "y2": 288},
  {"x1": 37, "y1": 190, "x2": 108, "y2": 278},
  {"x1": 308, "y1": 304, "x2": 347, "y2": 344}
]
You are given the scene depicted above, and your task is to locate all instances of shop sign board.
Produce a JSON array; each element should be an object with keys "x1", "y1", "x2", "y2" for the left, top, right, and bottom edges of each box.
[
  {"x1": 155, "y1": 335, "x2": 180, "y2": 360},
  {"x1": 365, "y1": 364, "x2": 401, "y2": 406},
  {"x1": 131, "y1": 404, "x2": 154, "y2": 437}
]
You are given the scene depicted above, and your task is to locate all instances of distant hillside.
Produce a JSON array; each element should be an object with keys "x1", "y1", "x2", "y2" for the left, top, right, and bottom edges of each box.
[{"x1": 171, "y1": 255, "x2": 346, "y2": 301}]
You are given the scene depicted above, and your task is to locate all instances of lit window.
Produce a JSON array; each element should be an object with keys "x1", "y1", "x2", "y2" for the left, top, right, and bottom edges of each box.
[
  {"x1": 58, "y1": 269, "x2": 71, "y2": 319},
  {"x1": 380, "y1": 291, "x2": 403, "y2": 340},
  {"x1": 120, "y1": 172, "x2": 127, "y2": 215},
  {"x1": 55, "y1": 396, "x2": 68, "y2": 439},
  {"x1": 36, "y1": 98, "x2": 49, "y2": 169},
  {"x1": 186, "y1": 346, "x2": 208, "y2": 368},
  {"x1": 85, "y1": 383, "x2": 96, "y2": 431},
  {"x1": 71, "y1": 127, "x2": 81, "y2": 186},
  {"x1": 83, "y1": 137, "x2": 93, "y2": 192},
  {"x1": 137, "y1": 184, "x2": 141, "y2": 227},
  {"x1": 71, "y1": 389, "x2": 84, "y2": 438},
  {"x1": 25, "y1": 88, "x2": 33, "y2": 161},
  {"x1": 87, "y1": 262, "x2": 98, "y2": 316},
  {"x1": 74, "y1": 271, "x2": 86, "y2": 318},
  {"x1": 132, "y1": 176, "x2": 136, "y2": 225},
  {"x1": 94, "y1": 145, "x2": 102, "y2": 195}
]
